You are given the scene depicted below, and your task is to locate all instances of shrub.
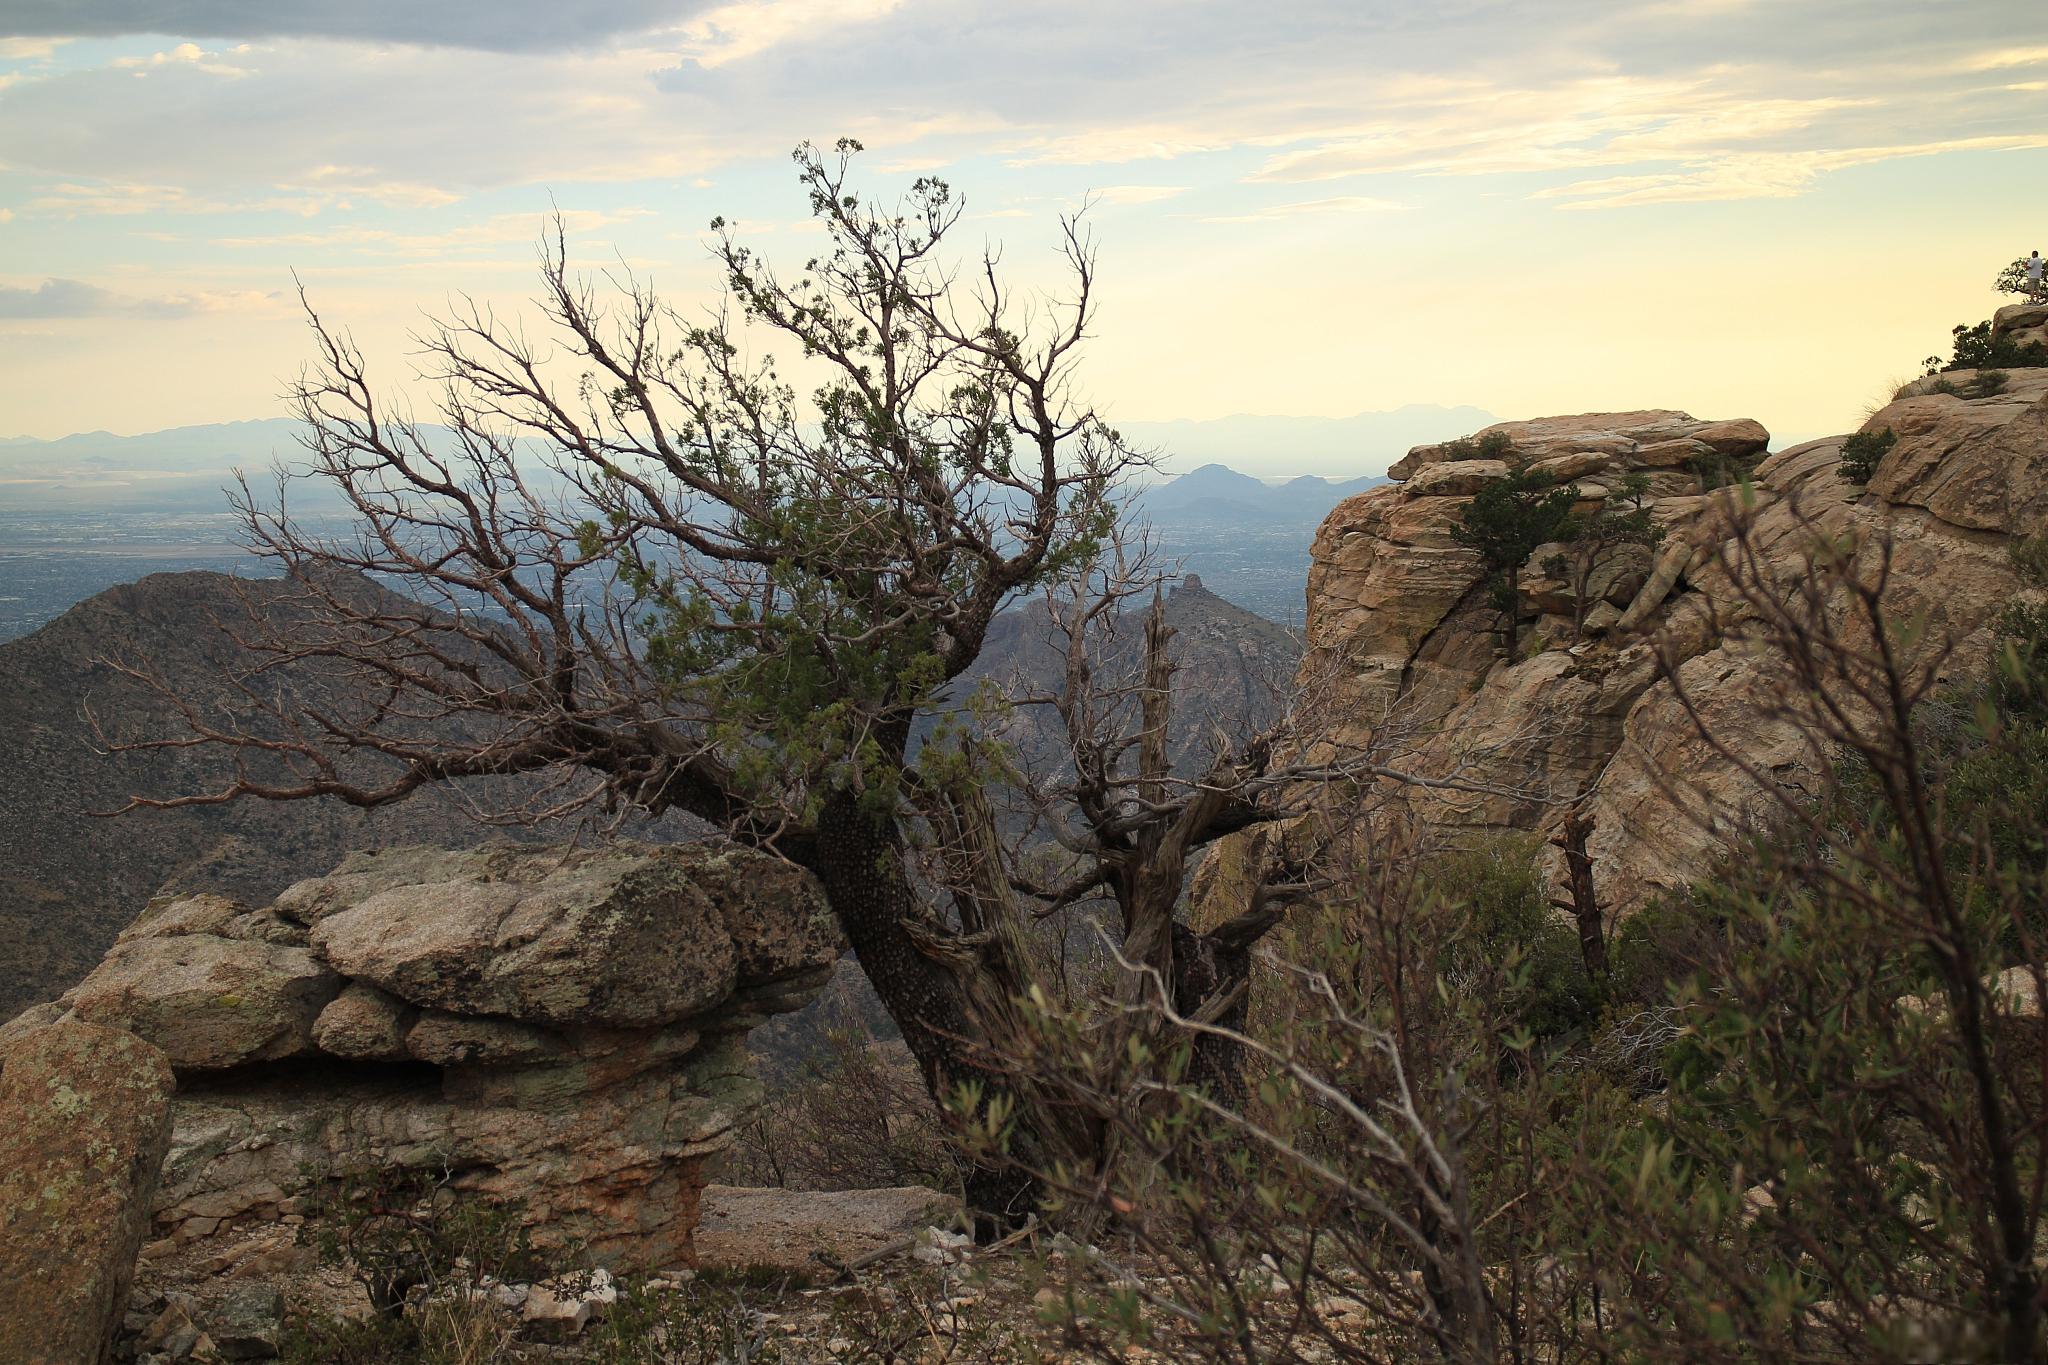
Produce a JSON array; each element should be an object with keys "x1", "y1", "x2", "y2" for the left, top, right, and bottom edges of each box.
[
  {"x1": 1452, "y1": 470, "x2": 1581, "y2": 656},
  {"x1": 1439, "y1": 428, "x2": 1515, "y2": 462},
  {"x1": 1839, "y1": 426, "x2": 1897, "y2": 483},
  {"x1": 1418, "y1": 836, "x2": 1601, "y2": 1040},
  {"x1": 1929, "y1": 319, "x2": 2048, "y2": 373},
  {"x1": 727, "y1": 1029, "x2": 956, "y2": 1193},
  {"x1": 1973, "y1": 369, "x2": 2011, "y2": 398}
]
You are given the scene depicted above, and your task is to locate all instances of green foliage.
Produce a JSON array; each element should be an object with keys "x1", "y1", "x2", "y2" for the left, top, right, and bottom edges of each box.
[
  {"x1": 582, "y1": 1277, "x2": 787, "y2": 1364},
  {"x1": 1686, "y1": 449, "x2": 1760, "y2": 491},
  {"x1": 1543, "y1": 475, "x2": 1665, "y2": 634},
  {"x1": 1996, "y1": 255, "x2": 2042, "y2": 299},
  {"x1": 1438, "y1": 429, "x2": 1516, "y2": 462},
  {"x1": 1418, "y1": 837, "x2": 1601, "y2": 1041},
  {"x1": 1452, "y1": 470, "x2": 1581, "y2": 654},
  {"x1": 281, "y1": 1312, "x2": 424, "y2": 1365},
  {"x1": 2010, "y1": 534, "x2": 2048, "y2": 590},
  {"x1": 1927, "y1": 319, "x2": 2048, "y2": 374},
  {"x1": 1972, "y1": 368, "x2": 2011, "y2": 398},
  {"x1": 600, "y1": 143, "x2": 1130, "y2": 821},
  {"x1": 1839, "y1": 426, "x2": 1897, "y2": 483}
]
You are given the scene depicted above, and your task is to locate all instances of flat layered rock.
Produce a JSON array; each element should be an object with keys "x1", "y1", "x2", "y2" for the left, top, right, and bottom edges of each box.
[
  {"x1": 694, "y1": 1185, "x2": 963, "y2": 1275},
  {"x1": 63, "y1": 935, "x2": 340, "y2": 1070}
]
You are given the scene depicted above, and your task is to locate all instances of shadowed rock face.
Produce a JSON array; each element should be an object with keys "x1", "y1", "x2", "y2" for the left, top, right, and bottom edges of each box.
[
  {"x1": 1212, "y1": 380, "x2": 2048, "y2": 918},
  {"x1": 0, "y1": 1021, "x2": 176, "y2": 1365},
  {"x1": 15, "y1": 842, "x2": 843, "y2": 1273}
]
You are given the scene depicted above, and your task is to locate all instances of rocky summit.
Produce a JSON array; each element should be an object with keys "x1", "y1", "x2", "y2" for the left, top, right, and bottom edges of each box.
[
  {"x1": 4, "y1": 841, "x2": 843, "y2": 1278},
  {"x1": 1207, "y1": 376, "x2": 2048, "y2": 917}
]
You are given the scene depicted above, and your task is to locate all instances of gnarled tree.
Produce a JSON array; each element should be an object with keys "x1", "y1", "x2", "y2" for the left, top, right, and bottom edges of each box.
[{"x1": 98, "y1": 142, "x2": 1334, "y2": 1221}]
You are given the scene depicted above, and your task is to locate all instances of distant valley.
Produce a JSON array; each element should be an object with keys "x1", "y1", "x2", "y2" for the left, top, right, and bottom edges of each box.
[{"x1": 0, "y1": 407, "x2": 1474, "y2": 636}]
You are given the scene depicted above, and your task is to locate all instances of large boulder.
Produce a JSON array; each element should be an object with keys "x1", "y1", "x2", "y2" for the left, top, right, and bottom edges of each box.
[
  {"x1": 1994, "y1": 302, "x2": 2048, "y2": 353},
  {"x1": 1864, "y1": 374, "x2": 2048, "y2": 533},
  {"x1": 289, "y1": 843, "x2": 827, "y2": 1029},
  {"x1": 0, "y1": 1022, "x2": 176, "y2": 1365},
  {"x1": 38, "y1": 841, "x2": 844, "y2": 1274}
]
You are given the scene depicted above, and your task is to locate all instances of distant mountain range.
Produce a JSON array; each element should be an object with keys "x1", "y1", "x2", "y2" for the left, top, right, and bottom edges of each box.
[
  {"x1": 1117, "y1": 404, "x2": 1495, "y2": 478},
  {"x1": 0, "y1": 418, "x2": 310, "y2": 512},
  {"x1": 1136, "y1": 462, "x2": 1387, "y2": 524},
  {"x1": 0, "y1": 404, "x2": 1489, "y2": 513}
]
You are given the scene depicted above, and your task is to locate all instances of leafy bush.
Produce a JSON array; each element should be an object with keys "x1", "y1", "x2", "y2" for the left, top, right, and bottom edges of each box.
[
  {"x1": 1438, "y1": 428, "x2": 1515, "y2": 462},
  {"x1": 1418, "y1": 836, "x2": 1601, "y2": 1040},
  {"x1": 1839, "y1": 426, "x2": 1897, "y2": 483},
  {"x1": 1928, "y1": 319, "x2": 2048, "y2": 373},
  {"x1": 1973, "y1": 369, "x2": 2011, "y2": 398},
  {"x1": 1452, "y1": 470, "x2": 1581, "y2": 655},
  {"x1": 1685, "y1": 449, "x2": 1759, "y2": 490}
]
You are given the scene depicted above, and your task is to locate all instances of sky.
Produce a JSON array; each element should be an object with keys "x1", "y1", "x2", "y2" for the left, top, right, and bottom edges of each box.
[{"x1": 0, "y1": 0, "x2": 2044, "y2": 473}]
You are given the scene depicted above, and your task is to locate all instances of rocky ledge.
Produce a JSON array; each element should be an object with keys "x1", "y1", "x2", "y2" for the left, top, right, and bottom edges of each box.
[
  {"x1": 2, "y1": 842, "x2": 843, "y2": 1274},
  {"x1": 1214, "y1": 375, "x2": 2048, "y2": 918}
]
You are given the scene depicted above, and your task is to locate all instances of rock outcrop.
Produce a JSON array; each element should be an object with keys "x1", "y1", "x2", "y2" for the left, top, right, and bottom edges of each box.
[
  {"x1": 1244, "y1": 377, "x2": 2048, "y2": 916},
  {"x1": 35, "y1": 842, "x2": 843, "y2": 1274},
  {"x1": 1994, "y1": 302, "x2": 2048, "y2": 354},
  {"x1": 0, "y1": 1021, "x2": 177, "y2": 1365}
]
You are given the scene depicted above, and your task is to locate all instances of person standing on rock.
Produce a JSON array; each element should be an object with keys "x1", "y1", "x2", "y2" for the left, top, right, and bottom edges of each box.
[{"x1": 2030, "y1": 250, "x2": 2044, "y2": 302}]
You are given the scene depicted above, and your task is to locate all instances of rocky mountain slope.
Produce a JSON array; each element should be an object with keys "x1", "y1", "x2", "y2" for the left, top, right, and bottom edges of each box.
[
  {"x1": 0, "y1": 572, "x2": 571, "y2": 1021},
  {"x1": 1214, "y1": 354, "x2": 2048, "y2": 918},
  {"x1": 960, "y1": 574, "x2": 1300, "y2": 776}
]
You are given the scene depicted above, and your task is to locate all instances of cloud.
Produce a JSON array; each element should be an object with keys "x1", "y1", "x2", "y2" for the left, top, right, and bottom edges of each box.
[
  {"x1": 0, "y1": 0, "x2": 719, "y2": 53},
  {"x1": 1197, "y1": 195, "x2": 1408, "y2": 224},
  {"x1": 1533, "y1": 134, "x2": 2048, "y2": 208},
  {"x1": 672, "y1": 0, "x2": 908, "y2": 69},
  {"x1": 0, "y1": 36, "x2": 63, "y2": 58},
  {"x1": 0, "y1": 278, "x2": 279, "y2": 318},
  {"x1": 24, "y1": 175, "x2": 459, "y2": 218},
  {"x1": 1087, "y1": 185, "x2": 1188, "y2": 206},
  {"x1": 211, "y1": 207, "x2": 651, "y2": 252},
  {"x1": 1961, "y1": 46, "x2": 2048, "y2": 72}
]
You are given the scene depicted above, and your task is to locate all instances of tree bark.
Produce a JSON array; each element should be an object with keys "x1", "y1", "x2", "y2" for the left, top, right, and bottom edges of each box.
[{"x1": 809, "y1": 786, "x2": 1038, "y2": 1229}]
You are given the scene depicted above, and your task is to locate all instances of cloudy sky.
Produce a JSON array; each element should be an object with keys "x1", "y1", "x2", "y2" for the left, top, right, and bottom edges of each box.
[{"x1": 1, "y1": 0, "x2": 2043, "y2": 467}]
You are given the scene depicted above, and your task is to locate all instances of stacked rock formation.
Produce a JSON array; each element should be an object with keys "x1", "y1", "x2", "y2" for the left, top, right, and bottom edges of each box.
[
  {"x1": 3, "y1": 842, "x2": 842, "y2": 1273},
  {"x1": 1234, "y1": 373, "x2": 2048, "y2": 917}
]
